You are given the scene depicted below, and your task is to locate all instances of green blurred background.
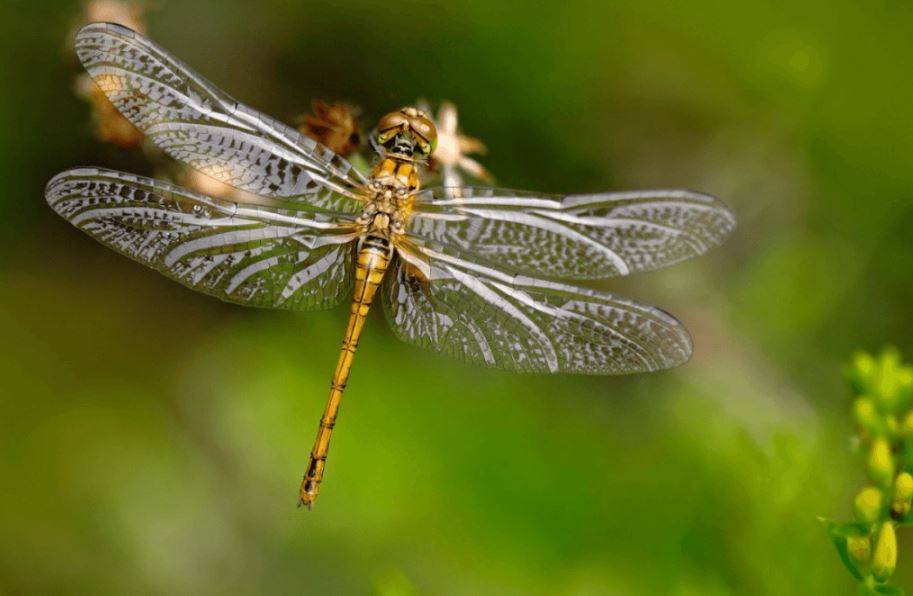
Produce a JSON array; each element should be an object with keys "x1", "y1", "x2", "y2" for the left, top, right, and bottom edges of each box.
[{"x1": 2, "y1": 0, "x2": 912, "y2": 593}]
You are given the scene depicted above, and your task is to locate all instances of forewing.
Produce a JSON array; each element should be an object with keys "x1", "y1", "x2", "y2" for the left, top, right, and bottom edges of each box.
[
  {"x1": 47, "y1": 168, "x2": 358, "y2": 310},
  {"x1": 382, "y1": 246, "x2": 692, "y2": 374},
  {"x1": 75, "y1": 22, "x2": 366, "y2": 213},
  {"x1": 407, "y1": 186, "x2": 735, "y2": 279}
]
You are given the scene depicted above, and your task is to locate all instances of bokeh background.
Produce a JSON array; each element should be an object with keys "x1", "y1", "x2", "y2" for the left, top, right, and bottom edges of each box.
[{"x1": 2, "y1": 0, "x2": 912, "y2": 593}]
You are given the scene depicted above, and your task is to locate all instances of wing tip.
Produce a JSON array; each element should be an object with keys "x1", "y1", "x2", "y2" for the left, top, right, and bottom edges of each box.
[
  {"x1": 45, "y1": 169, "x2": 83, "y2": 205},
  {"x1": 656, "y1": 188, "x2": 738, "y2": 253},
  {"x1": 74, "y1": 22, "x2": 141, "y2": 62},
  {"x1": 668, "y1": 325, "x2": 695, "y2": 371},
  {"x1": 45, "y1": 168, "x2": 94, "y2": 211},
  {"x1": 700, "y1": 190, "x2": 738, "y2": 238},
  {"x1": 645, "y1": 304, "x2": 694, "y2": 372},
  {"x1": 45, "y1": 167, "x2": 138, "y2": 207}
]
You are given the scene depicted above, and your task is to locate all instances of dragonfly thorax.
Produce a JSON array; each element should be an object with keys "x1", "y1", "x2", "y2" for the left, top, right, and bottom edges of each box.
[
  {"x1": 358, "y1": 183, "x2": 410, "y2": 237},
  {"x1": 370, "y1": 156, "x2": 421, "y2": 193},
  {"x1": 361, "y1": 144, "x2": 426, "y2": 237}
]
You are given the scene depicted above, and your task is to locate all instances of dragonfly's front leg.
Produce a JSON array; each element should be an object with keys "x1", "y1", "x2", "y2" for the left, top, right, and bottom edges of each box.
[{"x1": 298, "y1": 235, "x2": 391, "y2": 509}]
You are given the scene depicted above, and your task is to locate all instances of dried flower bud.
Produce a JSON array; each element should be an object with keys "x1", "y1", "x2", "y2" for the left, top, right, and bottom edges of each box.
[
  {"x1": 892, "y1": 472, "x2": 913, "y2": 518},
  {"x1": 854, "y1": 487, "x2": 883, "y2": 523},
  {"x1": 75, "y1": 76, "x2": 145, "y2": 149},
  {"x1": 83, "y1": 0, "x2": 148, "y2": 34},
  {"x1": 299, "y1": 101, "x2": 361, "y2": 157},
  {"x1": 872, "y1": 521, "x2": 897, "y2": 582},
  {"x1": 868, "y1": 438, "x2": 895, "y2": 487}
]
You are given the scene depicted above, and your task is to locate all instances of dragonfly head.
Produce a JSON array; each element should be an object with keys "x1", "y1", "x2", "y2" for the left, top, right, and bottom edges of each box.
[{"x1": 375, "y1": 107, "x2": 437, "y2": 159}]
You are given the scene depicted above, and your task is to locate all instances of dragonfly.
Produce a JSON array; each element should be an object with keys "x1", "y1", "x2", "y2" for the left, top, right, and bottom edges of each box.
[{"x1": 46, "y1": 22, "x2": 736, "y2": 509}]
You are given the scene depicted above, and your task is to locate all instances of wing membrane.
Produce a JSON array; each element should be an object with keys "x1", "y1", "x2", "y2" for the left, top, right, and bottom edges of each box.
[
  {"x1": 47, "y1": 167, "x2": 358, "y2": 310},
  {"x1": 406, "y1": 186, "x2": 735, "y2": 280},
  {"x1": 383, "y1": 245, "x2": 692, "y2": 374},
  {"x1": 75, "y1": 22, "x2": 366, "y2": 213}
]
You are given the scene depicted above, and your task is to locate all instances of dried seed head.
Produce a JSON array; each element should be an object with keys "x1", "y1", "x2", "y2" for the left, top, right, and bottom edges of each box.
[{"x1": 299, "y1": 101, "x2": 361, "y2": 157}]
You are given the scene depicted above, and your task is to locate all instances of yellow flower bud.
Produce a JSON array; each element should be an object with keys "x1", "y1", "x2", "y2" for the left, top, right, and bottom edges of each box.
[
  {"x1": 872, "y1": 521, "x2": 897, "y2": 582},
  {"x1": 868, "y1": 438, "x2": 895, "y2": 487},
  {"x1": 854, "y1": 352, "x2": 877, "y2": 380},
  {"x1": 885, "y1": 415, "x2": 898, "y2": 436},
  {"x1": 892, "y1": 472, "x2": 913, "y2": 517},
  {"x1": 899, "y1": 367, "x2": 913, "y2": 390},
  {"x1": 846, "y1": 534, "x2": 872, "y2": 567},
  {"x1": 900, "y1": 411, "x2": 913, "y2": 437},
  {"x1": 854, "y1": 487, "x2": 884, "y2": 523},
  {"x1": 853, "y1": 398, "x2": 881, "y2": 435}
]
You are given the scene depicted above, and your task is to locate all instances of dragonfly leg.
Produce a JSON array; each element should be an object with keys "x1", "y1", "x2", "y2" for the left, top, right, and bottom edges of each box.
[{"x1": 298, "y1": 237, "x2": 390, "y2": 509}]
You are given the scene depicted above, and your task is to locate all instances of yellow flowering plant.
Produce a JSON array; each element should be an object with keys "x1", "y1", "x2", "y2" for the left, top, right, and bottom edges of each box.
[{"x1": 825, "y1": 348, "x2": 913, "y2": 595}]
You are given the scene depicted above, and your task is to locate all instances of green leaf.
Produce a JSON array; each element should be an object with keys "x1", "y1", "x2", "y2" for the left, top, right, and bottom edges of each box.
[{"x1": 822, "y1": 518, "x2": 871, "y2": 580}]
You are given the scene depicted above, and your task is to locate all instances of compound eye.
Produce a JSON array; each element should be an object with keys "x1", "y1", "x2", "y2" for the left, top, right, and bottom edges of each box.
[
  {"x1": 377, "y1": 111, "x2": 408, "y2": 133},
  {"x1": 409, "y1": 115, "x2": 438, "y2": 152}
]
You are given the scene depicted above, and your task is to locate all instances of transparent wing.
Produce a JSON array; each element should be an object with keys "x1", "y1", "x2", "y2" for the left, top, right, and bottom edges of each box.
[
  {"x1": 382, "y1": 245, "x2": 692, "y2": 374},
  {"x1": 75, "y1": 22, "x2": 366, "y2": 213},
  {"x1": 406, "y1": 186, "x2": 735, "y2": 280},
  {"x1": 47, "y1": 167, "x2": 359, "y2": 310}
]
